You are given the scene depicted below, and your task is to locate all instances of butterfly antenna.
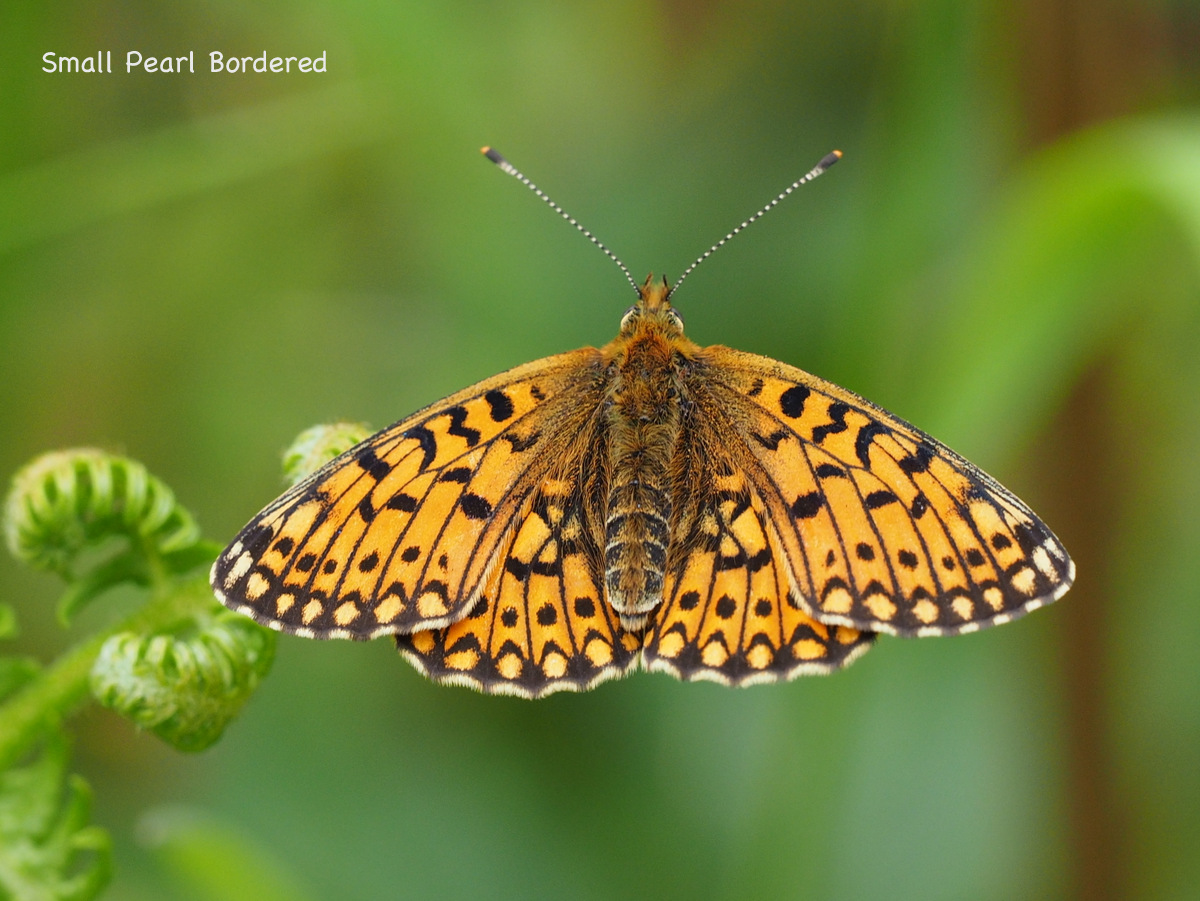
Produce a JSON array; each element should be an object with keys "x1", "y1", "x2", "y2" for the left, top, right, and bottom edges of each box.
[
  {"x1": 482, "y1": 147, "x2": 640, "y2": 295},
  {"x1": 669, "y1": 150, "x2": 842, "y2": 299}
]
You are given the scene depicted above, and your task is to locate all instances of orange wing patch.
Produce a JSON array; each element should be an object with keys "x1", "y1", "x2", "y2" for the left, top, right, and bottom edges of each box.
[
  {"x1": 397, "y1": 483, "x2": 641, "y2": 697},
  {"x1": 644, "y1": 463, "x2": 874, "y2": 684},
  {"x1": 696, "y1": 347, "x2": 1074, "y2": 637},
  {"x1": 211, "y1": 350, "x2": 604, "y2": 639}
]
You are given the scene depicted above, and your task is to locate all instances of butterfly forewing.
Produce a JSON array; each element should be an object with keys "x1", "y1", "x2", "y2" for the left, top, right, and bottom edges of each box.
[
  {"x1": 693, "y1": 347, "x2": 1074, "y2": 636},
  {"x1": 211, "y1": 349, "x2": 605, "y2": 638}
]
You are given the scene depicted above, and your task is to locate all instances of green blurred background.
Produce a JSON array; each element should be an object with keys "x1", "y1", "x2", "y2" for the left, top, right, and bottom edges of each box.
[{"x1": 3, "y1": 1, "x2": 1199, "y2": 898}]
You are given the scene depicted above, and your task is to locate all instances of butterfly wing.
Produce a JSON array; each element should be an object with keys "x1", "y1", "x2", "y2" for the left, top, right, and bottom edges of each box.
[
  {"x1": 211, "y1": 348, "x2": 607, "y2": 639},
  {"x1": 397, "y1": 475, "x2": 642, "y2": 697},
  {"x1": 689, "y1": 347, "x2": 1074, "y2": 637},
  {"x1": 644, "y1": 451, "x2": 874, "y2": 684}
]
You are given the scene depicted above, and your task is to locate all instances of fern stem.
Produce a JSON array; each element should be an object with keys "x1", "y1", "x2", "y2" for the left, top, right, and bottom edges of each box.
[{"x1": 0, "y1": 578, "x2": 210, "y2": 771}]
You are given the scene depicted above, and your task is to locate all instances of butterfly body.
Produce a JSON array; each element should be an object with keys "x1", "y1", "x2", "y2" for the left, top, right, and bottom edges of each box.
[
  {"x1": 601, "y1": 278, "x2": 694, "y2": 625},
  {"x1": 212, "y1": 273, "x2": 1073, "y2": 697}
]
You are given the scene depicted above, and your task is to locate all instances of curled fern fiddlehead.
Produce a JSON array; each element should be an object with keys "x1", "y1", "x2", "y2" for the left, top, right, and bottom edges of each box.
[
  {"x1": 4, "y1": 449, "x2": 200, "y2": 574},
  {"x1": 3, "y1": 450, "x2": 216, "y2": 624},
  {"x1": 0, "y1": 732, "x2": 111, "y2": 901},
  {"x1": 282, "y1": 422, "x2": 371, "y2": 486},
  {"x1": 90, "y1": 585, "x2": 276, "y2": 753}
]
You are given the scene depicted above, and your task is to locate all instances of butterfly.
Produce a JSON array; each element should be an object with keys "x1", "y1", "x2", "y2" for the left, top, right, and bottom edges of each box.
[{"x1": 211, "y1": 149, "x2": 1074, "y2": 698}]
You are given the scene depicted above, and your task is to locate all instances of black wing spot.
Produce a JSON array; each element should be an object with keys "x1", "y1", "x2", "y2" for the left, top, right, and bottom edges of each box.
[
  {"x1": 505, "y1": 558, "x2": 529, "y2": 580},
  {"x1": 790, "y1": 491, "x2": 825, "y2": 519},
  {"x1": 812, "y1": 403, "x2": 849, "y2": 444},
  {"x1": 754, "y1": 598, "x2": 772, "y2": 616},
  {"x1": 898, "y1": 549, "x2": 919, "y2": 569},
  {"x1": 861, "y1": 579, "x2": 888, "y2": 598},
  {"x1": 678, "y1": 590, "x2": 701, "y2": 610},
  {"x1": 911, "y1": 493, "x2": 930, "y2": 518},
  {"x1": 460, "y1": 493, "x2": 493, "y2": 521},
  {"x1": 899, "y1": 442, "x2": 935, "y2": 474},
  {"x1": 855, "y1": 542, "x2": 875, "y2": 561},
  {"x1": 485, "y1": 389, "x2": 515, "y2": 422},
  {"x1": 501, "y1": 606, "x2": 519, "y2": 627},
  {"x1": 573, "y1": 596, "x2": 596, "y2": 617},
  {"x1": 447, "y1": 635, "x2": 483, "y2": 655},
  {"x1": 387, "y1": 492, "x2": 419, "y2": 513},
  {"x1": 992, "y1": 533, "x2": 1013, "y2": 550},
  {"x1": 1013, "y1": 521, "x2": 1048, "y2": 554},
  {"x1": 403, "y1": 426, "x2": 437, "y2": 471},
  {"x1": 359, "y1": 551, "x2": 380, "y2": 572},
  {"x1": 816, "y1": 463, "x2": 846, "y2": 479},
  {"x1": 746, "y1": 547, "x2": 772, "y2": 572},
  {"x1": 357, "y1": 496, "x2": 376, "y2": 522},
  {"x1": 272, "y1": 537, "x2": 295, "y2": 556},
  {"x1": 296, "y1": 553, "x2": 317, "y2": 572},
  {"x1": 322, "y1": 559, "x2": 337, "y2": 575},
  {"x1": 820, "y1": 576, "x2": 850, "y2": 601},
  {"x1": 752, "y1": 430, "x2": 788, "y2": 451},
  {"x1": 716, "y1": 551, "x2": 746, "y2": 572},
  {"x1": 966, "y1": 548, "x2": 986, "y2": 567},
  {"x1": 941, "y1": 555, "x2": 956, "y2": 571},
  {"x1": 496, "y1": 638, "x2": 524, "y2": 659},
  {"x1": 714, "y1": 595, "x2": 737, "y2": 619},
  {"x1": 535, "y1": 603, "x2": 558, "y2": 626},
  {"x1": 243, "y1": 525, "x2": 274, "y2": 557},
  {"x1": 747, "y1": 378, "x2": 764, "y2": 398},
  {"x1": 779, "y1": 385, "x2": 810, "y2": 418},
  {"x1": 400, "y1": 546, "x2": 420, "y2": 563},
  {"x1": 530, "y1": 558, "x2": 563, "y2": 577},
  {"x1": 855, "y1": 421, "x2": 891, "y2": 467},
  {"x1": 446, "y1": 406, "x2": 481, "y2": 447},
  {"x1": 440, "y1": 466, "x2": 472, "y2": 483},
  {"x1": 355, "y1": 447, "x2": 391, "y2": 481},
  {"x1": 865, "y1": 490, "x2": 898, "y2": 509},
  {"x1": 502, "y1": 431, "x2": 540, "y2": 452}
]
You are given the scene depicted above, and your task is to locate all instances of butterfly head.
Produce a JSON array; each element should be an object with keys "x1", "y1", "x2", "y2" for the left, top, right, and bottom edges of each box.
[{"x1": 620, "y1": 273, "x2": 684, "y2": 337}]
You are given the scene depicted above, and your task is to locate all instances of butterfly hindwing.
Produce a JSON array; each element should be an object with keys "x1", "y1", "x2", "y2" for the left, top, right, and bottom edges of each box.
[
  {"x1": 645, "y1": 451, "x2": 874, "y2": 684},
  {"x1": 398, "y1": 472, "x2": 642, "y2": 697},
  {"x1": 211, "y1": 349, "x2": 605, "y2": 638},
  {"x1": 692, "y1": 347, "x2": 1074, "y2": 636}
]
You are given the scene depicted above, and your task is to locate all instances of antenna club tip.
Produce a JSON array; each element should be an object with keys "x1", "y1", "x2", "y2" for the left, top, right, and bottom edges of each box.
[
  {"x1": 481, "y1": 146, "x2": 506, "y2": 165},
  {"x1": 818, "y1": 150, "x2": 843, "y2": 169}
]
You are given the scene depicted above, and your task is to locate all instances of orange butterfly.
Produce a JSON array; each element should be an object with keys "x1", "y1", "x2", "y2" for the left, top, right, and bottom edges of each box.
[{"x1": 211, "y1": 149, "x2": 1073, "y2": 697}]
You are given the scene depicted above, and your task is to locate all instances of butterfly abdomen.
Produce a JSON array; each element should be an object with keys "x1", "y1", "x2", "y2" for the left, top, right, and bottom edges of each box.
[{"x1": 602, "y1": 322, "x2": 688, "y2": 625}]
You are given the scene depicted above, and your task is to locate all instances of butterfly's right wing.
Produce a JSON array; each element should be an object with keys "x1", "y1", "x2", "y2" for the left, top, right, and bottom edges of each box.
[{"x1": 211, "y1": 348, "x2": 608, "y2": 639}]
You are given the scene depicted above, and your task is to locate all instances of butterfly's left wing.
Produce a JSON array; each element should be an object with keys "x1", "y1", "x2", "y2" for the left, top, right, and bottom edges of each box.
[
  {"x1": 691, "y1": 347, "x2": 1074, "y2": 637},
  {"x1": 397, "y1": 477, "x2": 642, "y2": 697}
]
